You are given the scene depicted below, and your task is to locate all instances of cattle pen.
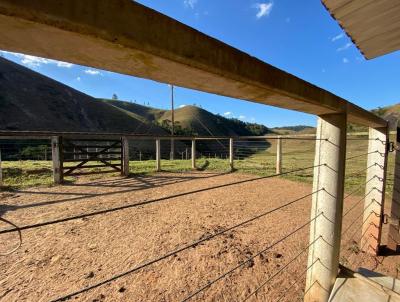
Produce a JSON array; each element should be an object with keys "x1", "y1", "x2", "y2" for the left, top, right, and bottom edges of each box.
[{"x1": 0, "y1": 0, "x2": 400, "y2": 301}]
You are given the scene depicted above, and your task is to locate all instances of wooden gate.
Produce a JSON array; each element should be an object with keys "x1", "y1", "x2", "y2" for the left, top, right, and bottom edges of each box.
[{"x1": 62, "y1": 138, "x2": 123, "y2": 176}]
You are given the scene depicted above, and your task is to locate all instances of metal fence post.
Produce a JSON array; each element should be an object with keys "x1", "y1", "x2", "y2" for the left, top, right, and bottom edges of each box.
[
  {"x1": 361, "y1": 125, "x2": 389, "y2": 255},
  {"x1": 229, "y1": 138, "x2": 234, "y2": 171},
  {"x1": 122, "y1": 137, "x2": 130, "y2": 177},
  {"x1": 276, "y1": 136, "x2": 282, "y2": 174},
  {"x1": 156, "y1": 139, "x2": 161, "y2": 172},
  {"x1": 191, "y1": 139, "x2": 196, "y2": 169},
  {"x1": 51, "y1": 136, "x2": 63, "y2": 184},
  {"x1": 305, "y1": 114, "x2": 347, "y2": 302}
]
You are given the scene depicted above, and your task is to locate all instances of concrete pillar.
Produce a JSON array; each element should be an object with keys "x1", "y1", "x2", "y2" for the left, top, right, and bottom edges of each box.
[
  {"x1": 156, "y1": 139, "x2": 161, "y2": 172},
  {"x1": 191, "y1": 139, "x2": 196, "y2": 169},
  {"x1": 388, "y1": 127, "x2": 400, "y2": 251},
  {"x1": 122, "y1": 137, "x2": 129, "y2": 177},
  {"x1": 361, "y1": 126, "x2": 388, "y2": 255},
  {"x1": 229, "y1": 138, "x2": 234, "y2": 171},
  {"x1": 305, "y1": 114, "x2": 347, "y2": 302},
  {"x1": 276, "y1": 136, "x2": 282, "y2": 174},
  {"x1": 51, "y1": 136, "x2": 63, "y2": 184}
]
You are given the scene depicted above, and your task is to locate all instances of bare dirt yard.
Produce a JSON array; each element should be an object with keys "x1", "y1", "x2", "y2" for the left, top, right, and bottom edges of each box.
[{"x1": 0, "y1": 172, "x2": 399, "y2": 302}]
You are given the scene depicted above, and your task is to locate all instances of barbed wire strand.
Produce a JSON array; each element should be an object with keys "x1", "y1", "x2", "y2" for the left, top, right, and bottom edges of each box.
[{"x1": 179, "y1": 212, "x2": 323, "y2": 302}]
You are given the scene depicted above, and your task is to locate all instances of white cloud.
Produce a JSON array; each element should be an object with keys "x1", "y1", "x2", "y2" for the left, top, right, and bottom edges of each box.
[
  {"x1": 343, "y1": 57, "x2": 349, "y2": 64},
  {"x1": 20, "y1": 55, "x2": 50, "y2": 67},
  {"x1": 223, "y1": 112, "x2": 232, "y2": 116},
  {"x1": 56, "y1": 61, "x2": 73, "y2": 68},
  {"x1": 84, "y1": 69, "x2": 101, "y2": 75},
  {"x1": 253, "y1": 2, "x2": 273, "y2": 19},
  {"x1": 184, "y1": 0, "x2": 197, "y2": 9},
  {"x1": 0, "y1": 50, "x2": 74, "y2": 68},
  {"x1": 250, "y1": 117, "x2": 256, "y2": 122},
  {"x1": 239, "y1": 115, "x2": 246, "y2": 120},
  {"x1": 179, "y1": 104, "x2": 187, "y2": 108},
  {"x1": 337, "y1": 42, "x2": 352, "y2": 52},
  {"x1": 76, "y1": 76, "x2": 81, "y2": 81},
  {"x1": 331, "y1": 33, "x2": 344, "y2": 42}
]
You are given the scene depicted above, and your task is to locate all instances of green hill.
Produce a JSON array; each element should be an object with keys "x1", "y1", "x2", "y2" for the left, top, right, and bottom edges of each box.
[
  {"x1": 0, "y1": 57, "x2": 272, "y2": 159},
  {"x1": 104, "y1": 100, "x2": 271, "y2": 137},
  {"x1": 0, "y1": 57, "x2": 167, "y2": 135}
]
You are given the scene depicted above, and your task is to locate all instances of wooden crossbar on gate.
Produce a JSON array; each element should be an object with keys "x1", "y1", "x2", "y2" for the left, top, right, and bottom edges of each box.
[{"x1": 62, "y1": 138, "x2": 123, "y2": 176}]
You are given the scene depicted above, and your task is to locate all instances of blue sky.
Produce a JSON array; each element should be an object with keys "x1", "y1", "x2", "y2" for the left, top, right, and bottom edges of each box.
[{"x1": 1, "y1": 0, "x2": 399, "y2": 127}]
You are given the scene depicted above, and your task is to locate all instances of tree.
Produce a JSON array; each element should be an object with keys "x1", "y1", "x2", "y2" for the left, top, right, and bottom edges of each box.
[{"x1": 112, "y1": 93, "x2": 118, "y2": 100}]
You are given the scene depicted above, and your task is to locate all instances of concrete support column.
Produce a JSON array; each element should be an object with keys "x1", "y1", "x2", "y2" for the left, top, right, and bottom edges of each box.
[
  {"x1": 229, "y1": 138, "x2": 234, "y2": 171},
  {"x1": 361, "y1": 126, "x2": 388, "y2": 255},
  {"x1": 276, "y1": 136, "x2": 282, "y2": 174},
  {"x1": 51, "y1": 136, "x2": 63, "y2": 184},
  {"x1": 305, "y1": 114, "x2": 347, "y2": 302},
  {"x1": 156, "y1": 139, "x2": 161, "y2": 172},
  {"x1": 388, "y1": 127, "x2": 400, "y2": 251},
  {"x1": 122, "y1": 137, "x2": 129, "y2": 177},
  {"x1": 191, "y1": 139, "x2": 196, "y2": 169}
]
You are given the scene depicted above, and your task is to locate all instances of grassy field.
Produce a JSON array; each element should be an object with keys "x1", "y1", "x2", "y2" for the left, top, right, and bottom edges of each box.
[{"x1": 0, "y1": 136, "x2": 395, "y2": 198}]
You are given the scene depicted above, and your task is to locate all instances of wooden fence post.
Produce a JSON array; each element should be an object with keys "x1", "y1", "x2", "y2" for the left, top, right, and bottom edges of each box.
[
  {"x1": 276, "y1": 136, "x2": 282, "y2": 174},
  {"x1": 361, "y1": 126, "x2": 388, "y2": 255},
  {"x1": 305, "y1": 114, "x2": 347, "y2": 302},
  {"x1": 122, "y1": 137, "x2": 129, "y2": 177},
  {"x1": 388, "y1": 127, "x2": 400, "y2": 251},
  {"x1": 191, "y1": 139, "x2": 196, "y2": 169},
  {"x1": 156, "y1": 139, "x2": 161, "y2": 172},
  {"x1": 229, "y1": 138, "x2": 234, "y2": 171},
  {"x1": 51, "y1": 136, "x2": 63, "y2": 184}
]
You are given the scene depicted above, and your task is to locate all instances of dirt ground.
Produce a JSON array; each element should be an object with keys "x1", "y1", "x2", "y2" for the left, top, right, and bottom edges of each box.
[{"x1": 0, "y1": 171, "x2": 399, "y2": 302}]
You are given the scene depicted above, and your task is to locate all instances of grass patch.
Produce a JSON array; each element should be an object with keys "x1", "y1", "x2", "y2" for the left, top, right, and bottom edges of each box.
[{"x1": 0, "y1": 136, "x2": 395, "y2": 196}]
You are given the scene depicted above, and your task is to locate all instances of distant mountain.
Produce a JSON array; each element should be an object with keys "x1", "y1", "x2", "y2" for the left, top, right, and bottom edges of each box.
[
  {"x1": 273, "y1": 125, "x2": 315, "y2": 135},
  {"x1": 0, "y1": 57, "x2": 272, "y2": 158},
  {"x1": 106, "y1": 100, "x2": 271, "y2": 137},
  {"x1": 0, "y1": 57, "x2": 167, "y2": 135},
  {"x1": 371, "y1": 104, "x2": 400, "y2": 129}
]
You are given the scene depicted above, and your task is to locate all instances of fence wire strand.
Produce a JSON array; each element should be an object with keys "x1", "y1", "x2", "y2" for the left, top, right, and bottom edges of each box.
[
  {"x1": 274, "y1": 258, "x2": 320, "y2": 302},
  {"x1": 179, "y1": 212, "x2": 323, "y2": 302},
  {"x1": 0, "y1": 164, "x2": 323, "y2": 235},
  {"x1": 241, "y1": 236, "x2": 322, "y2": 301},
  {"x1": 49, "y1": 190, "x2": 321, "y2": 302}
]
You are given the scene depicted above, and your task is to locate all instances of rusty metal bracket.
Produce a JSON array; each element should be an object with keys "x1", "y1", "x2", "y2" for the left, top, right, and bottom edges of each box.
[
  {"x1": 383, "y1": 214, "x2": 400, "y2": 226},
  {"x1": 388, "y1": 142, "x2": 395, "y2": 153}
]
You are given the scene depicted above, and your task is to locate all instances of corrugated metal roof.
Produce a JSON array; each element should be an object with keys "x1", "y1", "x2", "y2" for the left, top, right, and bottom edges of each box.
[{"x1": 322, "y1": 0, "x2": 400, "y2": 59}]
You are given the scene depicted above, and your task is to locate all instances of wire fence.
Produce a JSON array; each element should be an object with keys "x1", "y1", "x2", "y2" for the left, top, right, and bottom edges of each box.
[{"x1": 0, "y1": 133, "x2": 396, "y2": 301}]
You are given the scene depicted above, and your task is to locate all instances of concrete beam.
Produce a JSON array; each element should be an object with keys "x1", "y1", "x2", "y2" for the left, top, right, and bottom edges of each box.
[{"x1": 0, "y1": 0, "x2": 385, "y2": 128}]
